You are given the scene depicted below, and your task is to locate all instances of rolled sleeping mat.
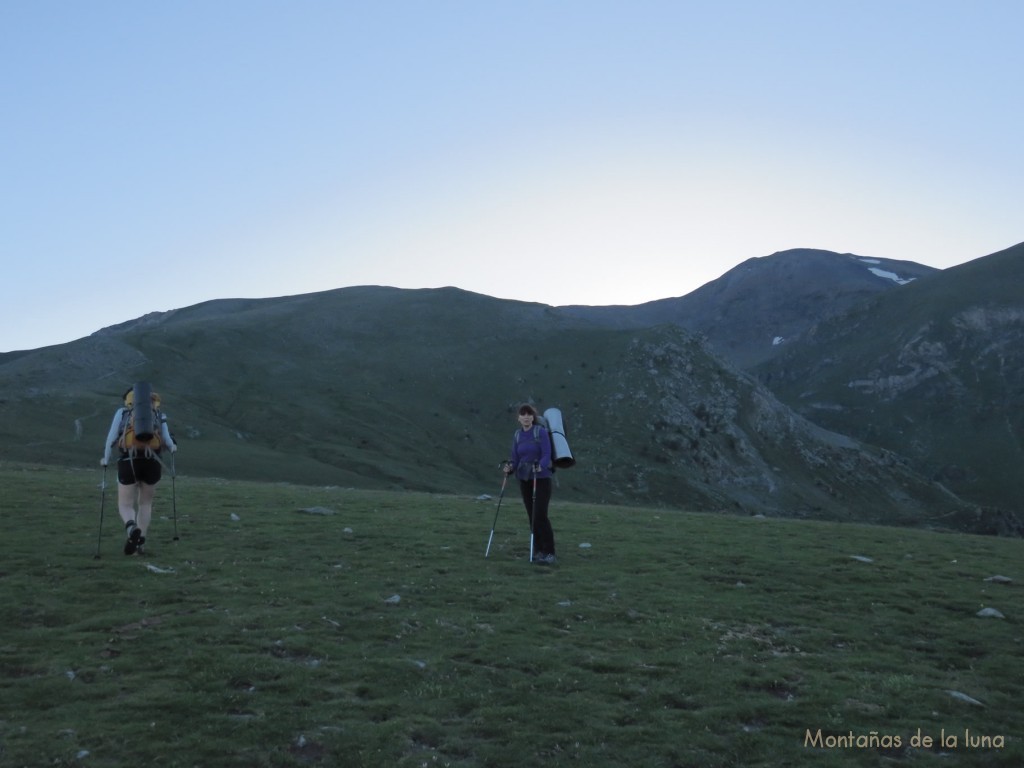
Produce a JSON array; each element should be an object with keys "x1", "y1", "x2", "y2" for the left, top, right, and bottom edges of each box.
[
  {"x1": 131, "y1": 381, "x2": 157, "y2": 441},
  {"x1": 543, "y1": 407, "x2": 575, "y2": 469}
]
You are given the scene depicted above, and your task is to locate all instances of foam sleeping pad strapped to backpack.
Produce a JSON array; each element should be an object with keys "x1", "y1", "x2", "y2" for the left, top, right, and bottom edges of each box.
[
  {"x1": 542, "y1": 408, "x2": 575, "y2": 469},
  {"x1": 119, "y1": 381, "x2": 163, "y2": 452}
]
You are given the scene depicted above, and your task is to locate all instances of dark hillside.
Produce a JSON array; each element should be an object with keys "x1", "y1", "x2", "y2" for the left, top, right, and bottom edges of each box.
[
  {"x1": 0, "y1": 285, "x2": 972, "y2": 531},
  {"x1": 757, "y1": 241, "x2": 1024, "y2": 522}
]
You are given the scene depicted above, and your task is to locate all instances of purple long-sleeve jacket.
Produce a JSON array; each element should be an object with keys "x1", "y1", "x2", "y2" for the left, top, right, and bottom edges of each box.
[{"x1": 509, "y1": 425, "x2": 553, "y2": 480}]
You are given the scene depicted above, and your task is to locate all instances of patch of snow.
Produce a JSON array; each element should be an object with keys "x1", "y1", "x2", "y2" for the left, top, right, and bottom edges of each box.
[
  {"x1": 867, "y1": 267, "x2": 916, "y2": 285},
  {"x1": 858, "y1": 258, "x2": 881, "y2": 264},
  {"x1": 297, "y1": 506, "x2": 336, "y2": 515},
  {"x1": 772, "y1": 336, "x2": 784, "y2": 346},
  {"x1": 976, "y1": 607, "x2": 1005, "y2": 619},
  {"x1": 947, "y1": 690, "x2": 984, "y2": 706}
]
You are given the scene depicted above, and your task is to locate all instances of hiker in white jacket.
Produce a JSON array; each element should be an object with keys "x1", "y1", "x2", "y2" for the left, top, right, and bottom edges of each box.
[{"x1": 101, "y1": 385, "x2": 177, "y2": 555}]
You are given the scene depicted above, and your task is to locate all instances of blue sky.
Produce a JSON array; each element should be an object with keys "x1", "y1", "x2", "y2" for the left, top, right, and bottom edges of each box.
[{"x1": 2, "y1": 1, "x2": 1021, "y2": 352}]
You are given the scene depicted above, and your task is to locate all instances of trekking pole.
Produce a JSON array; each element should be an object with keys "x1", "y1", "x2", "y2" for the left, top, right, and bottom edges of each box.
[
  {"x1": 529, "y1": 464, "x2": 538, "y2": 563},
  {"x1": 170, "y1": 451, "x2": 179, "y2": 541},
  {"x1": 484, "y1": 471, "x2": 509, "y2": 558},
  {"x1": 94, "y1": 464, "x2": 107, "y2": 559}
]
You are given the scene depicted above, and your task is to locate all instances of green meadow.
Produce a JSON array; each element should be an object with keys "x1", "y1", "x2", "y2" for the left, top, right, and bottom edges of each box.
[{"x1": 1, "y1": 462, "x2": 1021, "y2": 767}]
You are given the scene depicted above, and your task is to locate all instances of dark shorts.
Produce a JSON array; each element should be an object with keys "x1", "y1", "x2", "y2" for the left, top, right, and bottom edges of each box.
[{"x1": 117, "y1": 454, "x2": 162, "y2": 486}]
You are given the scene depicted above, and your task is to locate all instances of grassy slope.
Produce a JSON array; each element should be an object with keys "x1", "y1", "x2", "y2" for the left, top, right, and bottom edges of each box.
[{"x1": 1, "y1": 462, "x2": 1021, "y2": 767}]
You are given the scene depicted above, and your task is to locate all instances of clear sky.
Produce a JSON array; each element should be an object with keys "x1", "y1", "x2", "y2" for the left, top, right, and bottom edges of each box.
[{"x1": 2, "y1": 1, "x2": 1021, "y2": 352}]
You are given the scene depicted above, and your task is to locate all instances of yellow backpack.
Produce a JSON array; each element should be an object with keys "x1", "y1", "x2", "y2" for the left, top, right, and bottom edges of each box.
[{"x1": 118, "y1": 383, "x2": 163, "y2": 453}]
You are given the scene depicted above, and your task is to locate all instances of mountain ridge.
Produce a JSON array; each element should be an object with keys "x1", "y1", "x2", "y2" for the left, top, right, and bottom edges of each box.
[
  {"x1": 0, "y1": 285, "x2": 974, "y2": 532},
  {"x1": 556, "y1": 249, "x2": 939, "y2": 366},
  {"x1": 2, "y1": 244, "x2": 1021, "y2": 535}
]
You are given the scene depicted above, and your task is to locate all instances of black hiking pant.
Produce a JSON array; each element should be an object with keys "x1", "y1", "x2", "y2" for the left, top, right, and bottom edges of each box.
[{"x1": 519, "y1": 477, "x2": 554, "y2": 555}]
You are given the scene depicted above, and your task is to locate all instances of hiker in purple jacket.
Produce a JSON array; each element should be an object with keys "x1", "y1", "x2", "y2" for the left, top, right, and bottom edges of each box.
[{"x1": 503, "y1": 403, "x2": 557, "y2": 564}]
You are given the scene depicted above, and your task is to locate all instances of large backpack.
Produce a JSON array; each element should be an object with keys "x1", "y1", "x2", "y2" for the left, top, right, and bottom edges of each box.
[
  {"x1": 118, "y1": 381, "x2": 164, "y2": 454},
  {"x1": 513, "y1": 408, "x2": 575, "y2": 471}
]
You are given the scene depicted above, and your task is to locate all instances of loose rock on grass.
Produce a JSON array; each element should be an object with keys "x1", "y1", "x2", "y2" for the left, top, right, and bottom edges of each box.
[{"x1": 984, "y1": 575, "x2": 1013, "y2": 584}]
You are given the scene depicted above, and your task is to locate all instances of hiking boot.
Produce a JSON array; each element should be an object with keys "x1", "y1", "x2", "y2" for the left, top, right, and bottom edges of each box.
[
  {"x1": 534, "y1": 553, "x2": 558, "y2": 565},
  {"x1": 124, "y1": 524, "x2": 143, "y2": 555}
]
